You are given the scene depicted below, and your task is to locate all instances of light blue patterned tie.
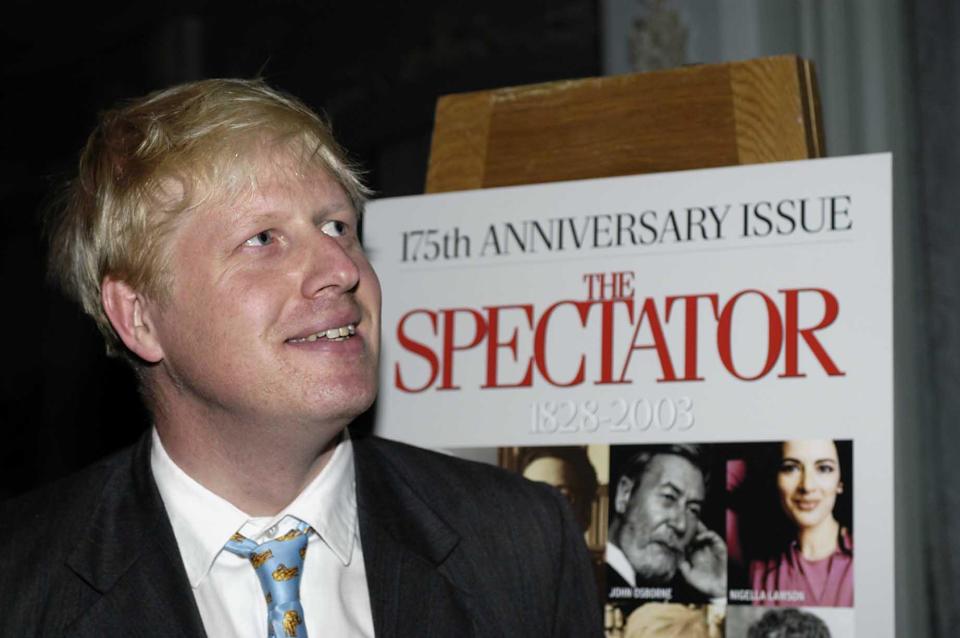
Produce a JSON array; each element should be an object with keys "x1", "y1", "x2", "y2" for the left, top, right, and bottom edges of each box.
[{"x1": 225, "y1": 519, "x2": 312, "y2": 638}]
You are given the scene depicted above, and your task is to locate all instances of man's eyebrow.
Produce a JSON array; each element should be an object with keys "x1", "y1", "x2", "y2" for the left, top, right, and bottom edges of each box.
[
  {"x1": 225, "y1": 208, "x2": 281, "y2": 228},
  {"x1": 658, "y1": 481, "x2": 704, "y2": 504},
  {"x1": 227, "y1": 203, "x2": 354, "y2": 228},
  {"x1": 311, "y1": 202, "x2": 356, "y2": 224}
]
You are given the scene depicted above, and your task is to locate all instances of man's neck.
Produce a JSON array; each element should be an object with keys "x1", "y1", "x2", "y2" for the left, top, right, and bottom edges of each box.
[{"x1": 153, "y1": 405, "x2": 345, "y2": 517}]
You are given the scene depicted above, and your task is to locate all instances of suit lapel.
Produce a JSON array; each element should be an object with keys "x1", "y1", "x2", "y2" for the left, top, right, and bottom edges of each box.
[
  {"x1": 61, "y1": 433, "x2": 475, "y2": 636},
  {"x1": 64, "y1": 434, "x2": 207, "y2": 638},
  {"x1": 354, "y1": 438, "x2": 475, "y2": 638}
]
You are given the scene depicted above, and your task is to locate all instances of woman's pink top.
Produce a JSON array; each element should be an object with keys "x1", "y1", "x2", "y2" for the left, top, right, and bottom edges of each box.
[{"x1": 748, "y1": 533, "x2": 853, "y2": 607}]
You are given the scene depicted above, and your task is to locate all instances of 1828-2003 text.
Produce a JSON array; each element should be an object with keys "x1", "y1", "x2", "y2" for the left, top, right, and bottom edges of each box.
[{"x1": 529, "y1": 396, "x2": 694, "y2": 434}]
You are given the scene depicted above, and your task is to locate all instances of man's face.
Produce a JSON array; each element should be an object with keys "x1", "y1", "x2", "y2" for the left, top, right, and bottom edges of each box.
[
  {"x1": 614, "y1": 454, "x2": 705, "y2": 583},
  {"x1": 143, "y1": 154, "x2": 380, "y2": 431},
  {"x1": 522, "y1": 456, "x2": 579, "y2": 503}
]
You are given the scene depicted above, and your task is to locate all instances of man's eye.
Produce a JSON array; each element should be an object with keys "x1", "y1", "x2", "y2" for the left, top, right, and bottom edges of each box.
[
  {"x1": 243, "y1": 230, "x2": 275, "y2": 247},
  {"x1": 320, "y1": 220, "x2": 348, "y2": 238}
]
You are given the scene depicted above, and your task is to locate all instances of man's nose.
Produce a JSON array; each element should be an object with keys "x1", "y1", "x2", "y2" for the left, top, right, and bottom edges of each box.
[
  {"x1": 299, "y1": 234, "x2": 361, "y2": 298},
  {"x1": 666, "y1": 505, "x2": 688, "y2": 535}
]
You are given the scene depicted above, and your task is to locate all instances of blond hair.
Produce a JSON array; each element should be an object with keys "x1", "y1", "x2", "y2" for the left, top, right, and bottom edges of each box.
[
  {"x1": 47, "y1": 78, "x2": 368, "y2": 358},
  {"x1": 624, "y1": 603, "x2": 710, "y2": 638}
]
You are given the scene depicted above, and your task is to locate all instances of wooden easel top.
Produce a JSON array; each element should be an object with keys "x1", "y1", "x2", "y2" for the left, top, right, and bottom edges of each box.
[{"x1": 426, "y1": 55, "x2": 823, "y2": 194}]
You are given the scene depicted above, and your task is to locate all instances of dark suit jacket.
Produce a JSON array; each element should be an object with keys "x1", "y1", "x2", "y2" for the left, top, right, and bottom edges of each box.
[{"x1": 0, "y1": 433, "x2": 601, "y2": 637}]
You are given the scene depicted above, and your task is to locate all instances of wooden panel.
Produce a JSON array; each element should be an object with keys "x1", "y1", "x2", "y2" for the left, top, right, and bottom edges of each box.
[
  {"x1": 426, "y1": 55, "x2": 823, "y2": 194},
  {"x1": 425, "y1": 92, "x2": 495, "y2": 192},
  {"x1": 799, "y1": 59, "x2": 826, "y2": 157},
  {"x1": 481, "y1": 70, "x2": 738, "y2": 187},
  {"x1": 730, "y1": 56, "x2": 824, "y2": 163}
]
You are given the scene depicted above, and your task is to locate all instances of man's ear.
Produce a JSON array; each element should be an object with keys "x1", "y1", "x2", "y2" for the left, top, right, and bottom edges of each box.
[
  {"x1": 101, "y1": 276, "x2": 165, "y2": 363},
  {"x1": 614, "y1": 475, "x2": 635, "y2": 515}
]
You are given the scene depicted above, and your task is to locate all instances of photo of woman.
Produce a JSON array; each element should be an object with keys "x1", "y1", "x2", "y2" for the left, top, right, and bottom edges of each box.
[{"x1": 727, "y1": 439, "x2": 853, "y2": 607}]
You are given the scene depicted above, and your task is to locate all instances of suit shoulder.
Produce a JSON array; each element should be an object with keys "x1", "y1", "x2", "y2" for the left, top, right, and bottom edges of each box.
[
  {"x1": 355, "y1": 435, "x2": 545, "y2": 491},
  {"x1": 353, "y1": 436, "x2": 603, "y2": 636},
  {"x1": 0, "y1": 444, "x2": 135, "y2": 543},
  {"x1": 353, "y1": 435, "x2": 566, "y2": 521}
]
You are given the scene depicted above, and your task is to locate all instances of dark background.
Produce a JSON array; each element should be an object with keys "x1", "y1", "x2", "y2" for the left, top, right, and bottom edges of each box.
[{"x1": 0, "y1": 0, "x2": 600, "y2": 499}]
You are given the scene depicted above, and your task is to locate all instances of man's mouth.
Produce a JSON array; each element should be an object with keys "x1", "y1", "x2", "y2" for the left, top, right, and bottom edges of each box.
[
  {"x1": 651, "y1": 539, "x2": 682, "y2": 555},
  {"x1": 287, "y1": 324, "x2": 357, "y2": 343}
]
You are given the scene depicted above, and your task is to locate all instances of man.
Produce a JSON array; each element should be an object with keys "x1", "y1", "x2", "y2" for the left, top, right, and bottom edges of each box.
[
  {"x1": 0, "y1": 79, "x2": 601, "y2": 637},
  {"x1": 747, "y1": 608, "x2": 831, "y2": 638},
  {"x1": 606, "y1": 445, "x2": 726, "y2": 604},
  {"x1": 518, "y1": 446, "x2": 598, "y2": 532},
  {"x1": 621, "y1": 602, "x2": 722, "y2": 638},
  {"x1": 517, "y1": 446, "x2": 605, "y2": 601}
]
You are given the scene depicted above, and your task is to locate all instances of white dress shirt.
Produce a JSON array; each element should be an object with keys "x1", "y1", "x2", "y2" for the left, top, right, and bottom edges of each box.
[
  {"x1": 605, "y1": 541, "x2": 637, "y2": 587},
  {"x1": 150, "y1": 428, "x2": 375, "y2": 638}
]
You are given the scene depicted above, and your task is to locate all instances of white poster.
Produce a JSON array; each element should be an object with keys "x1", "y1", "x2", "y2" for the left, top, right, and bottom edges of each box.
[{"x1": 365, "y1": 154, "x2": 892, "y2": 637}]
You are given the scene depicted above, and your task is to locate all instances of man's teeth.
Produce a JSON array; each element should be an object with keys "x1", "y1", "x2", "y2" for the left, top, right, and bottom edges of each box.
[{"x1": 290, "y1": 324, "x2": 356, "y2": 343}]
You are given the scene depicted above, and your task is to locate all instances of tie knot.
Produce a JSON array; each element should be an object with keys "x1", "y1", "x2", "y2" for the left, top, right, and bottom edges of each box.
[{"x1": 224, "y1": 519, "x2": 312, "y2": 638}]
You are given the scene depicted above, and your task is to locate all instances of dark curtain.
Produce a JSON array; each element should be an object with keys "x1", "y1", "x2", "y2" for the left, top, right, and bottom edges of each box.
[{"x1": 909, "y1": 1, "x2": 960, "y2": 635}]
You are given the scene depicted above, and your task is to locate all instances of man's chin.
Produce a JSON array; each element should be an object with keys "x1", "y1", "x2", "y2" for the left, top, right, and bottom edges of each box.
[{"x1": 630, "y1": 548, "x2": 679, "y2": 583}]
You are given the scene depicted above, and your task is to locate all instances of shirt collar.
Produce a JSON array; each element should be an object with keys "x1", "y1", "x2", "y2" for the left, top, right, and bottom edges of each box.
[
  {"x1": 150, "y1": 427, "x2": 358, "y2": 588},
  {"x1": 606, "y1": 540, "x2": 637, "y2": 587},
  {"x1": 256, "y1": 430, "x2": 358, "y2": 568}
]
